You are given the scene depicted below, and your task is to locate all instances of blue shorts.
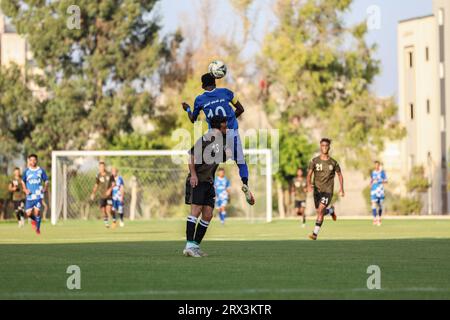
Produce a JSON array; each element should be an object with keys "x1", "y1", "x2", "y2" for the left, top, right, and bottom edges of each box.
[
  {"x1": 371, "y1": 196, "x2": 384, "y2": 203},
  {"x1": 215, "y1": 198, "x2": 228, "y2": 208},
  {"x1": 112, "y1": 200, "x2": 124, "y2": 213},
  {"x1": 25, "y1": 199, "x2": 42, "y2": 212}
]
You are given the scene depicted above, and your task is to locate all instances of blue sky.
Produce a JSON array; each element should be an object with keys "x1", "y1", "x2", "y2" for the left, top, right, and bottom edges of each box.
[{"x1": 158, "y1": 0, "x2": 433, "y2": 98}]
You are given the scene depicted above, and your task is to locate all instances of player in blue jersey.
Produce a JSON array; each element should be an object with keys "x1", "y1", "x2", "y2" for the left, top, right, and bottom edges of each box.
[
  {"x1": 182, "y1": 73, "x2": 255, "y2": 206},
  {"x1": 370, "y1": 161, "x2": 388, "y2": 226},
  {"x1": 111, "y1": 167, "x2": 125, "y2": 227},
  {"x1": 20, "y1": 154, "x2": 49, "y2": 235},
  {"x1": 214, "y1": 168, "x2": 231, "y2": 225}
]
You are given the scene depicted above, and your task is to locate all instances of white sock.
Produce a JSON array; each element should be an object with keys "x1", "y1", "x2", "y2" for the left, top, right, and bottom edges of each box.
[{"x1": 313, "y1": 225, "x2": 321, "y2": 235}]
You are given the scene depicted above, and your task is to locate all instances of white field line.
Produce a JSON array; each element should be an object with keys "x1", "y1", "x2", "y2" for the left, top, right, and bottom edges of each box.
[{"x1": 1, "y1": 287, "x2": 450, "y2": 299}]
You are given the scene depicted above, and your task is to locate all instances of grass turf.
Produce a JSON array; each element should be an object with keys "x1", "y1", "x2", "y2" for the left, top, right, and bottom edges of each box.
[{"x1": 0, "y1": 218, "x2": 450, "y2": 299}]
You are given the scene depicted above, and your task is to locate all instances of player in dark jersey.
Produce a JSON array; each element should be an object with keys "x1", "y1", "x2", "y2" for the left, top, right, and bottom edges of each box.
[
  {"x1": 183, "y1": 116, "x2": 228, "y2": 257},
  {"x1": 8, "y1": 168, "x2": 26, "y2": 228},
  {"x1": 90, "y1": 162, "x2": 116, "y2": 228},
  {"x1": 291, "y1": 168, "x2": 307, "y2": 227},
  {"x1": 306, "y1": 138, "x2": 344, "y2": 240},
  {"x1": 181, "y1": 73, "x2": 255, "y2": 206}
]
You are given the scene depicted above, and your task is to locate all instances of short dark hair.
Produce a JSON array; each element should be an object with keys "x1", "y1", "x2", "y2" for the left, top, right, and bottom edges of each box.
[
  {"x1": 202, "y1": 73, "x2": 216, "y2": 88},
  {"x1": 210, "y1": 115, "x2": 227, "y2": 129},
  {"x1": 218, "y1": 168, "x2": 225, "y2": 172},
  {"x1": 28, "y1": 154, "x2": 38, "y2": 160},
  {"x1": 99, "y1": 161, "x2": 105, "y2": 166},
  {"x1": 320, "y1": 138, "x2": 331, "y2": 145},
  {"x1": 13, "y1": 167, "x2": 20, "y2": 172},
  {"x1": 374, "y1": 161, "x2": 380, "y2": 165}
]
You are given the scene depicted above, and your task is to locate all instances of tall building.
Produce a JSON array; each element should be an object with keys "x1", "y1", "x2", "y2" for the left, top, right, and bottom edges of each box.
[{"x1": 398, "y1": 0, "x2": 450, "y2": 214}]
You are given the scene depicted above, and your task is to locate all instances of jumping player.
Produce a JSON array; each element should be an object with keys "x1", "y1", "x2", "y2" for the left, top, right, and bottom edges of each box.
[
  {"x1": 90, "y1": 162, "x2": 116, "y2": 228},
  {"x1": 214, "y1": 168, "x2": 231, "y2": 225},
  {"x1": 21, "y1": 154, "x2": 49, "y2": 235},
  {"x1": 291, "y1": 168, "x2": 307, "y2": 227},
  {"x1": 8, "y1": 168, "x2": 25, "y2": 228},
  {"x1": 111, "y1": 167, "x2": 125, "y2": 227},
  {"x1": 181, "y1": 73, "x2": 255, "y2": 206},
  {"x1": 183, "y1": 116, "x2": 228, "y2": 258},
  {"x1": 370, "y1": 161, "x2": 387, "y2": 226},
  {"x1": 306, "y1": 139, "x2": 344, "y2": 240}
]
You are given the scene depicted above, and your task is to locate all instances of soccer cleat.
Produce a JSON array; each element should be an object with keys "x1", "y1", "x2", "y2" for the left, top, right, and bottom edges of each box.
[
  {"x1": 330, "y1": 206, "x2": 337, "y2": 221},
  {"x1": 183, "y1": 248, "x2": 201, "y2": 258},
  {"x1": 196, "y1": 248, "x2": 208, "y2": 257},
  {"x1": 105, "y1": 224, "x2": 110, "y2": 229},
  {"x1": 119, "y1": 221, "x2": 124, "y2": 227},
  {"x1": 242, "y1": 185, "x2": 255, "y2": 206},
  {"x1": 308, "y1": 234, "x2": 317, "y2": 240}
]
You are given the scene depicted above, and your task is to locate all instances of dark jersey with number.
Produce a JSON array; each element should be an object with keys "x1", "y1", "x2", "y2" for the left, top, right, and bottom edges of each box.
[
  {"x1": 10, "y1": 177, "x2": 25, "y2": 201},
  {"x1": 95, "y1": 172, "x2": 115, "y2": 199},
  {"x1": 188, "y1": 130, "x2": 228, "y2": 184},
  {"x1": 292, "y1": 177, "x2": 307, "y2": 201},
  {"x1": 308, "y1": 156, "x2": 341, "y2": 194}
]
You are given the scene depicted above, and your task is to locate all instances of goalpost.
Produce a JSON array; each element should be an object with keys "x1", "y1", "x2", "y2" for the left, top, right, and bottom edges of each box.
[{"x1": 51, "y1": 149, "x2": 273, "y2": 225}]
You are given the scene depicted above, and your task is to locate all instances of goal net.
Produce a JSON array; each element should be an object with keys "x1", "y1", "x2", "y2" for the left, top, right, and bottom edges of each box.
[{"x1": 51, "y1": 150, "x2": 272, "y2": 225}]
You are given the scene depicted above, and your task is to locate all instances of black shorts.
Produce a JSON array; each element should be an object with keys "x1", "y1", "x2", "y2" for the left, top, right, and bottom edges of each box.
[
  {"x1": 99, "y1": 198, "x2": 113, "y2": 208},
  {"x1": 295, "y1": 200, "x2": 306, "y2": 209},
  {"x1": 13, "y1": 200, "x2": 25, "y2": 212},
  {"x1": 313, "y1": 192, "x2": 333, "y2": 209},
  {"x1": 185, "y1": 180, "x2": 215, "y2": 208}
]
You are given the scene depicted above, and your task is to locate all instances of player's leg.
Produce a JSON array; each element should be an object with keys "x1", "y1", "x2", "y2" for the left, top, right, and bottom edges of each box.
[
  {"x1": 33, "y1": 204, "x2": 42, "y2": 234},
  {"x1": 309, "y1": 204, "x2": 326, "y2": 240},
  {"x1": 233, "y1": 133, "x2": 255, "y2": 205},
  {"x1": 377, "y1": 198, "x2": 383, "y2": 226},
  {"x1": 25, "y1": 200, "x2": 37, "y2": 230},
  {"x1": 184, "y1": 204, "x2": 202, "y2": 257},
  {"x1": 371, "y1": 197, "x2": 378, "y2": 225},
  {"x1": 299, "y1": 203, "x2": 306, "y2": 227},
  {"x1": 118, "y1": 201, "x2": 125, "y2": 227},
  {"x1": 100, "y1": 200, "x2": 109, "y2": 228},
  {"x1": 193, "y1": 205, "x2": 213, "y2": 256},
  {"x1": 107, "y1": 200, "x2": 116, "y2": 228}
]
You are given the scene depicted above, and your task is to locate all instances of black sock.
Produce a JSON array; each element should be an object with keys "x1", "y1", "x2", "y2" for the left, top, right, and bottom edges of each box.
[
  {"x1": 120, "y1": 213, "x2": 124, "y2": 222},
  {"x1": 194, "y1": 219, "x2": 210, "y2": 245},
  {"x1": 186, "y1": 215, "x2": 197, "y2": 242},
  {"x1": 241, "y1": 177, "x2": 248, "y2": 186},
  {"x1": 303, "y1": 215, "x2": 306, "y2": 224},
  {"x1": 16, "y1": 211, "x2": 21, "y2": 221},
  {"x1": 29, "y1": 215, "x2": 36, "y2": 221},
  {"x1": 112, "y1": 212, "x2": 116, "y2": 222}
]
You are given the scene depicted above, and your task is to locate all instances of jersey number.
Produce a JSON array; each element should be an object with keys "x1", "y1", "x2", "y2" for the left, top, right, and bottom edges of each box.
[
  {"x1": 207, "y1": 107, "x2": 227, "y2": 119},
  {"x1": 316, "y1": 164, "x2": 323, "y2": 171}
]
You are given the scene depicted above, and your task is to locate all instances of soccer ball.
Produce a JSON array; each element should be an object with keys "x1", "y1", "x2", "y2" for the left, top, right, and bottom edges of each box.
[{"x1": 208, "y1": 60, "x2": 227, "y2": 79}]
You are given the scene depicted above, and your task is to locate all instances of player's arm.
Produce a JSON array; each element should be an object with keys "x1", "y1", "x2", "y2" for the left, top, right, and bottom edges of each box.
[
  {"x1": 21, "y1": 180, "x2": 30, "y2": 195},
  {"x1": 188, "y1": 154, "x2": 198, "y2": 188},
  {"x1": 90, "y1": 177, "x2": 99, "y2": 200},
  {"x1": 231, "y1": 100, "x2": 245, "y2": 118},
  {"x1": 182, "y1": 102, "x2": 196, "y2": 123},
  {"x1": 8, "y1": 182, "x2": 16, "y2": 192},
  {"x1": 382, "y1": 171, "x2": 388, "y2": 184},
  {"x1": 306, "y1": 168, "x2": 314, "y2": 193},
  {"x1": 337, "y1": 171, "x2": 345, "y2": 197},
  {"x1": 42, "y1": 170, "x2": 49, "y2": 194}
]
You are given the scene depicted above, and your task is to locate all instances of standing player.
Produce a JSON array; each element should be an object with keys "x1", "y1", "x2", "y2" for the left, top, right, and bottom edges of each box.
[
  {"x1": 214, "y1": 168, "x2": 231, "y2": 225},
  {"x1": 90, "y1": 162, "x2": 116, "y2": 228},
  {"x1": 370, "y1": 161, "x2": 387, "y2": 226},
  {"x1": 306, "y1": 139, "x2": 344, "y2": 240},
  {"x1": 8, "y1": 168, "x2": 26, "y2": 227},
  {"x1": 183, "y1": 116, "x2": 228, "y2": 258},
  {"x1": 111, "y1": 167, "x2": 125, "y2": 227},
  {"x1": 291, "y1": 168, "x2": 307, "y2": 227},
  {"x1": 21, "y1": 154, "x2": 49, "y2": 235},
  {"x1": 181, "y1": 73, "x2": 255, "y2": 206}
]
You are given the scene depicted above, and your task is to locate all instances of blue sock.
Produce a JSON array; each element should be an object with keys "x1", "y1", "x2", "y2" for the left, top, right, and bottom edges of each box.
[
  {"x1": 219, "y1": 212, "x2": 225, "y2": 223},
  {"x1": 222, "y1": 211, "x2": 226, "y2": 223},
  {"x1": 372, "y1": 208, "x2": 377, "y2": 218},
  {"x1": 36, "y1": 215, "x2": 41, "y2": 230},
  {"x1": 238, "y1": 163, "x2": 249, "y2": 185},
  {"x1": 29, "y1": 215, "x2": 36, "y2": 221}
]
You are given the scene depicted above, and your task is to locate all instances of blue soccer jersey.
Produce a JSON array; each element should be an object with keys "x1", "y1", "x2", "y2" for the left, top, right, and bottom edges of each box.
[
  {"x1": 214, "y1": 176, "x2": 230, "y2": 200},
  {"x1": 22, "y1": 167, "x2": 48, "y2": 201},
  {"x1": 193, "y1": 88, "x2": 239, "y2": 130},
  {"x1": 112, "y1": 176, "x2": 124, "y2": 201},
  {"x1": 371, "y1": 170, "x2": 387, "y2": 200}
]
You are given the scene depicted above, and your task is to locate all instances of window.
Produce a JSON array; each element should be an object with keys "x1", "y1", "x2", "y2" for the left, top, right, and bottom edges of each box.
[
  {"x1": 409, "y1": 52, "x2": 414, "y2": 68},
  {"x1": 410, "y1": 103, "x2": 414, "y2": 120},
  {"x1": 426, "y1": 47, "x2": 429, "y2": 61},
  {"x1": 427, "y1": 99, "x2": 430, "y2": 114}
]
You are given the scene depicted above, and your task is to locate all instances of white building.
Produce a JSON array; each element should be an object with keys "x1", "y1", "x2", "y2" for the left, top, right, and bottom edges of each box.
[{"x1": 397, "y1": 0, "x2": 450, "y2": 214}]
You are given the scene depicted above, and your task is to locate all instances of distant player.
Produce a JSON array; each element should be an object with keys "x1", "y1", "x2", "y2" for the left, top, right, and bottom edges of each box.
[
  {"x1": 181, "y1": 73, "x2": 255, "y2": 206},
  {"x1": 291, "y1": 168, "x2": 307, "y2": 227},
  {"x1": 370, "y1": 161, "x2": 387, "y2": 226},
  {"x1": 306, "y1": 139, "x2": 344, "y2": 240},
  {"x1": 111, "y1": 167, "x2": 125, "y2": 227},
  {"x1": 183, "y1": 116, "x2": 228, "y2": 258},
  {"x1": 21, "y1": 154, "x2": 49, "y2": 235},
  {"x1": 90, "y1": 162, "x2": 116, "y2": 228},
  {"x1": 214, "y1": 168, "x2": 231, "y2": 225},
  {"x1": 8, "y1": 168, "x2": 25, "y2": 228}
]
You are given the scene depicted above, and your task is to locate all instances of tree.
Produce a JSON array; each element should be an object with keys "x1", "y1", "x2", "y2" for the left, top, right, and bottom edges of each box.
[
  {"x1": 259, "y1": 0, "x2": 405, "y2": 173},
  {"x1": 0, "y1": 64, "x2": 40, "y2": 171},
  {"x1": 1, "y1": 0, "x2": 169, "y2": 167}
]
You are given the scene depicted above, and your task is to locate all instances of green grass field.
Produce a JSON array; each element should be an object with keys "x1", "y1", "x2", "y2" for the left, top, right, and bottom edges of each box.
[{"x1": 1, "y1": 218, "x2": 450, "y2": 300}]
